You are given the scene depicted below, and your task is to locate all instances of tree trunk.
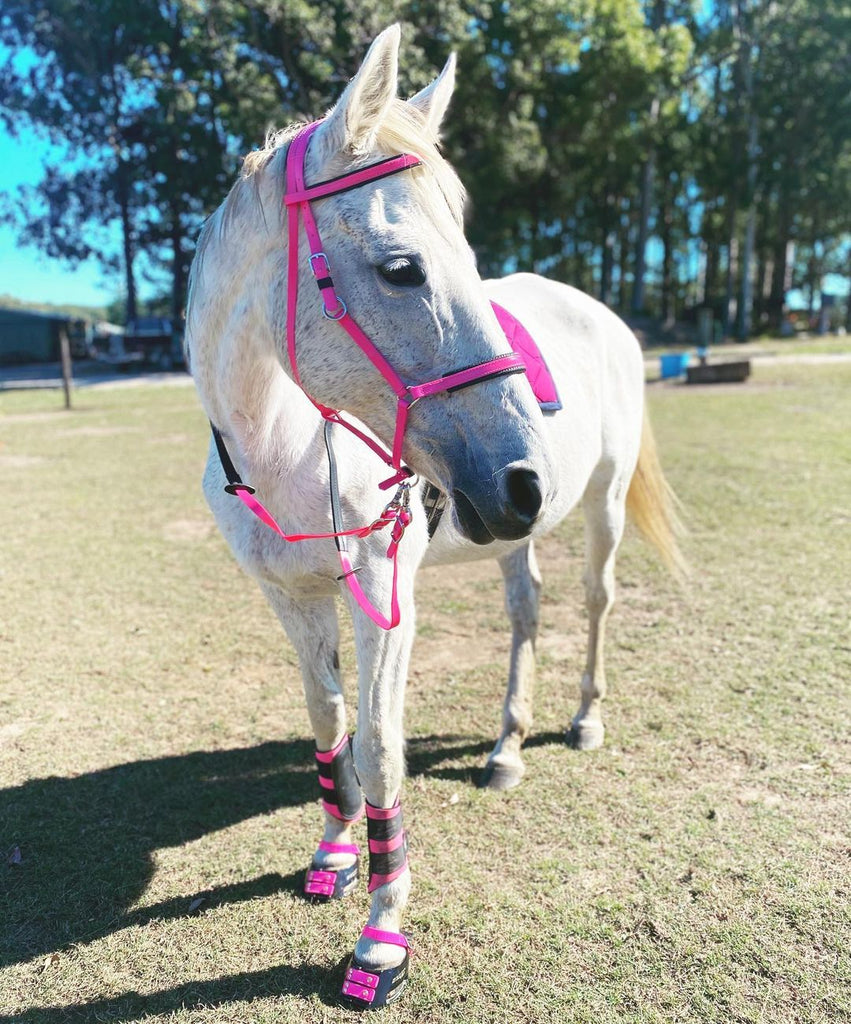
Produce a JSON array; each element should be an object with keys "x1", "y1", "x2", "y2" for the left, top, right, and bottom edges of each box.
[
  {"x1": 735, "y1": 0, "x2": 758, "y2": 341},
  {"x1": 846, "y1": 249, "x2": 851, "y2": 332},
  {"x1": 723, "y1": 203, "x2": 738, "y2": 337},
  {"x1": 632, "y1": 98, "x2": 660, "y2": 314},
  {"x1": 660, "y1": 191, "x2": 674, "y2": 326},
  {"x1": 600, "y1": 227, "x2": 615, "y2": 305},
  {"x1": 767, "y1": 230, "x2": 792, "y2": 333},
  {"x1": 170, "y1": 203, "x2": 185, "y2": 327},
  {"x1": 116, "y1": 161, "x2": 137, "y2": 322}
]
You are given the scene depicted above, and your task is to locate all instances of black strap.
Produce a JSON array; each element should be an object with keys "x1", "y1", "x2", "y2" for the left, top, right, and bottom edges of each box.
[
  {"x1": 211, "y1": 423, "x2": 255, "y2": 495},
  {"x1": 322, "y1": 420, "x2": 348, "y2": 553}
]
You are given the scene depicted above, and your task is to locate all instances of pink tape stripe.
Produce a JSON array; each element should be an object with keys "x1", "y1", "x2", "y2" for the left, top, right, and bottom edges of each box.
[
  {"x1": 368, "y1": 832, "x2": 405, "y2": 854},
  {"x1": 367, "y1": 863, "x2": 409, "y2": 893},
  {"x1": 322, "y1": 799, "x2": 365, "y2": 823},
  {"x1": 317, "y1": 775, "x2": 334, "y2": 790},
  {"x1": 318, "y1": 841, "x2": 360, "y2": 856},
  {"x1": 361, "y1": 925, "x2": 409, "y2": 948},
  {"x1": 365, "y1": 802, "x2": 401, "y2": 821},
  {"x1": 315, "y1": 734, "x2": 349, "y2": 763}
]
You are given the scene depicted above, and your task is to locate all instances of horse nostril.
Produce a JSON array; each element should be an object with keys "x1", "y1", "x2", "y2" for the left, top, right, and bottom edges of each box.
[{"x1": 506, "y1": 468, "x2": 543, "y2": 525}]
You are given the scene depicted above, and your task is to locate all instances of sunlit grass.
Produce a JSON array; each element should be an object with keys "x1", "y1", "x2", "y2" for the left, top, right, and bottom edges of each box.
[{"x1": 1, "y1": 363, "x2": 849, "y2": 1023}]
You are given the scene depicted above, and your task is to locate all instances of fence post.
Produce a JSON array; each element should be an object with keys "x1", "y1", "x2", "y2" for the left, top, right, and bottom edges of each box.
[{"x1": 59, "y1": 326, "x2": 73, "y2": 410}]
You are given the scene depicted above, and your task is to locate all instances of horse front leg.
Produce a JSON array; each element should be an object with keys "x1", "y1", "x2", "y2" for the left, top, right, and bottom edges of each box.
[
  {"x1": 340, "y1": 579, "x2": 416, "y2": 1009},
  {"x1": 260, "y1": 585, "x2": 362, "y2": 898},
  {"x1": 568, "y1": 468, "x2": 628, "y2": 750},
  {"x1": 480, "y1": 541, "x2": 541, "y2": 790}
]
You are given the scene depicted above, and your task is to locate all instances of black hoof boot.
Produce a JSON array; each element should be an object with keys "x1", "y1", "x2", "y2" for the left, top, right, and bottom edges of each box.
[
  {"x1": 303, "y1": 857, "x2": 359, "y2": 901},
  {"x1": 341, "y1": 951, "x2": 409, "y2": 1009},
  {"x1": 340, "y1": 926, "x2": 410, "y2": 1009}
]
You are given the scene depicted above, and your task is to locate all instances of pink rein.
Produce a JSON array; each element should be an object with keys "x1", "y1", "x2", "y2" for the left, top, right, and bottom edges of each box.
[{"x1": 222, "y1": 119, "x2": 526, "y2": 630}]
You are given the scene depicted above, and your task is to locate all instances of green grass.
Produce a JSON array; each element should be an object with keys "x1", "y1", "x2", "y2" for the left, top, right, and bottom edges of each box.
[
  {"x1": 647, "y1": 333, "x2": 851, "y2": 359},
  {"x1": 1, "y1": 365, "x2": 849, "y2": 1023}
]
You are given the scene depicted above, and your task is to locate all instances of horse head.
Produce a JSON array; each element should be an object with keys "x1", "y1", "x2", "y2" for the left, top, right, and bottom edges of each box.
[{"x1": 195, "y1": 26, "x2": 554, "y2": 544}]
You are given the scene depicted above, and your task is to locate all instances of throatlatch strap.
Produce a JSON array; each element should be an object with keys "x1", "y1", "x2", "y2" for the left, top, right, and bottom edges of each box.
[
  {"x1": 366, "y1": 801, "x2": 408, "y2": 892},
  {"x1": 316, "y1": 735, "x2": 364, "y2": 822}
]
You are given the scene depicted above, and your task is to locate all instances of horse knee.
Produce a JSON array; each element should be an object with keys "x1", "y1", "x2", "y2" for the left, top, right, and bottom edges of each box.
[{"x1": 352, "y1": 734, "x2": 405, "y2": 805}]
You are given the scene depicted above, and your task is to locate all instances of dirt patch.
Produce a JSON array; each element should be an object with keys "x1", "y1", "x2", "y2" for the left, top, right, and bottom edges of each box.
[
  {"x1": 0, "y1": 454, "x2": 47, "y2": 468},
  {"x1": 55, "y1": 426, "x2": 141, "y2": 438}
]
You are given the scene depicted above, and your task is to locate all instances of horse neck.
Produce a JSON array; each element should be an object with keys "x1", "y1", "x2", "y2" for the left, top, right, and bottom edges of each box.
[{"x1": 187, "y1": 187, "x2": 319, "y2": 476}]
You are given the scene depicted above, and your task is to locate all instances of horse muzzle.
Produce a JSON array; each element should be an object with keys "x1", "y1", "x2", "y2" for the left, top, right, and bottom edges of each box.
[{"x1": 451, "y1": 465, "x2": 544, "y2": 545}]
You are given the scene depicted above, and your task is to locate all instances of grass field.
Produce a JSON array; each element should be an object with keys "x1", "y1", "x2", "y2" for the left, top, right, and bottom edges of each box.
[{"x1": 1, "y1": 362, "x2": 849, "y2": 1023}]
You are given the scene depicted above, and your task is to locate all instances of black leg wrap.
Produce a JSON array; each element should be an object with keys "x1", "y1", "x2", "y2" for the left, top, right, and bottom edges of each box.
[
  {"x1": 316, "y1": 735, "x2": 363, "y2": 821},
  {"x1": 365, "y1": 802, "x2": 408, "y2": 893}
]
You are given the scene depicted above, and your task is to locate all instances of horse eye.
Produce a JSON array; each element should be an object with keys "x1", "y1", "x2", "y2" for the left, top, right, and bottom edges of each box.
[{"x1": 378, "y1": 257, "x2": 426, "y2": 288}]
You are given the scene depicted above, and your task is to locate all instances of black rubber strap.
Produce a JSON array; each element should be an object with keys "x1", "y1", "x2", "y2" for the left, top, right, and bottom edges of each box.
[
  {"x1": 366, "y1": 814, "x2": 404, "y2": 843},
  {"x1": 369, "y1": 844, "x2": 408, "y2": 879},
  {"x1": 211, "y1": 423, "x2": 256, "y2": 495},
  {"x1": 323, "y1": 420, "x2": 347, "y2": 553},
  {"x1": 446, "y1": 363, "x2": 526, "y2": 393}
]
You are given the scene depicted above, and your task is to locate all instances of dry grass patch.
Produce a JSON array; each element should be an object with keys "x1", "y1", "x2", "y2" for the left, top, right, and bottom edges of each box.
[{"x1": 1, "y1": 363, "x2": 849, "y2": 1023}]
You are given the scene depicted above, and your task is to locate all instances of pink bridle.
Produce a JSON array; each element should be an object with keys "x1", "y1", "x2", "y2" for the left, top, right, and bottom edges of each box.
[
  {"x1": 217, "y1": 119, "x2": 527, "y2": 630},
  {"x1": 284, "y1": 120, "x2": 526, "y2": 490}
]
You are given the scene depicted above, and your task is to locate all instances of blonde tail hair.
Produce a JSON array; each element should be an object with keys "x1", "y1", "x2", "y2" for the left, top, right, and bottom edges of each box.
[{"x1": 626, "y1": 411, "x2": 687, "y2": 578}]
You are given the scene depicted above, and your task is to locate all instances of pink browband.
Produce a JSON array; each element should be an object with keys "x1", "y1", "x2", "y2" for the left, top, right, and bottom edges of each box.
[{"x1": 221, "y1": 119, "x2": 527, "y2": 631}]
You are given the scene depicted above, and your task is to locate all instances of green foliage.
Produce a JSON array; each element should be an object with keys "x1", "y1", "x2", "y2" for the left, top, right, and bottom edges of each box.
[{"x1": 1, "y1": 1, "x2": 850, "y2": 332}]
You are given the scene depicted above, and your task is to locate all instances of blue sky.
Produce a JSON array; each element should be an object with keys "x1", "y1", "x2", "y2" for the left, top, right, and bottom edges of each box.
[{"x1": 0, "y1": 124, "x2": 126, "y2": 309}]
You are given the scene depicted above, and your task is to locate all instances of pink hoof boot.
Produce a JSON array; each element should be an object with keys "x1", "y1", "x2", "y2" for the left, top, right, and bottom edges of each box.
[
  {"x1": 303, "y1": 841, "x2": 360, "y2": 902},
  {"x1": 341, "y1": 927, "x2": 409, "y2": 1009}
]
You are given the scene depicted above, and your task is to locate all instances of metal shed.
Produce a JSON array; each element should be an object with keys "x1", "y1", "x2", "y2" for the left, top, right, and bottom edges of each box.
[{"x1": 0, "y1": 308, "x2": 80, "y2": 364}]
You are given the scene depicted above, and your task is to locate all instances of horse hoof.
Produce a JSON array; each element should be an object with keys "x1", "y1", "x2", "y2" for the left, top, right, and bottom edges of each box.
[
  {"x1": 478, "y1": 759, "x2": 524, "y2": 790},
  {"x1": 303, "y1": 858, "x2": 359, "y2": 901},
  {"x1": 341, "y1": 950, "x2": 409, "y2": 1009},
  {"x1": 566, "y1": 721, "x2": 605, "y2": 751}
]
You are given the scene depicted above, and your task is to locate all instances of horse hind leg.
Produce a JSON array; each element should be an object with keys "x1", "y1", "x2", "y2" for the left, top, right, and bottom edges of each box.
[
  {"x1": 260, "y1": 585, "x2": 362, "y2": 896},
  {"x1": 480, "y1": 541, "x2": 541, "y2": 790},
  {"x1": 568, "y1": 465, "x2": 628, "y2": 750}
]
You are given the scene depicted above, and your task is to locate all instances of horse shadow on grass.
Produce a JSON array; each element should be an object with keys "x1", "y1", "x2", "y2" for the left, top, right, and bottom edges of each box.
[{"x1": 2, "y1": 729, "x2": 561, "y2": 988}]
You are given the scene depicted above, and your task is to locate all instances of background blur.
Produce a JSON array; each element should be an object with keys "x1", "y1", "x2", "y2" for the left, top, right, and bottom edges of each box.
[{"x1": 1, "y1": 1, "x2": 849, "y2": 340}]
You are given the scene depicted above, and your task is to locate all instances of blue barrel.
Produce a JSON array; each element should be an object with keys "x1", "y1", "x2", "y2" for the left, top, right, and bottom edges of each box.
[{"x1": 659, "y1": 352, "x2": 691, "y2": 379}]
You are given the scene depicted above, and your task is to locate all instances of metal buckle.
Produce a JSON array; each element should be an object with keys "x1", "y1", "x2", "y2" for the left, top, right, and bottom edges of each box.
[
  {"x1": 323, "y1": 298, "x2": 348, "y2": 321},
  {"x1": 308, "y1": 251, "x2": 330, "y2": 277}
]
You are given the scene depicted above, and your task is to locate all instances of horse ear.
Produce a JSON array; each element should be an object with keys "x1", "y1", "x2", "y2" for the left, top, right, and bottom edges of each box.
[
  {"x1": 320, "y1": 25, "x2": 401, "y2": 156},
  {"x1": 408, "y1": 53, "x2": 456, "y2": 135}
]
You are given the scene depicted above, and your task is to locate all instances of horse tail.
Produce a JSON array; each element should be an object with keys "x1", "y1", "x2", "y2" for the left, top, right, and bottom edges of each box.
[{"x1": 626, "y1": 411, "x2": 687, "y2": 578}]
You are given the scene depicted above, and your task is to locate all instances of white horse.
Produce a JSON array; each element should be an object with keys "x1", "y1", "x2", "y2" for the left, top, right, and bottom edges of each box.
[{"x1": 185, "y1": 25, "x2": 681, "y2": 1008}]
